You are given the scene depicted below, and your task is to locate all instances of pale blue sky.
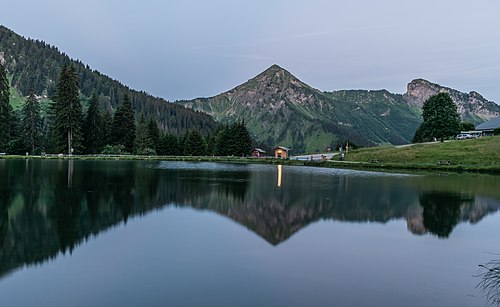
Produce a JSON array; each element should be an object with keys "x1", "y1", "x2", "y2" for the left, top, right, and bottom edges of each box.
[{"x1": 1, "y1": 0, "x2": 499, "y2": 102}]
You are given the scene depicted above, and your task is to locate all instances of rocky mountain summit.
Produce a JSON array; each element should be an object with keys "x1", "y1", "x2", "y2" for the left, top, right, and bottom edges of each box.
[{"x1": 403, "y1": 78, "x2": 500, "y2": 122}]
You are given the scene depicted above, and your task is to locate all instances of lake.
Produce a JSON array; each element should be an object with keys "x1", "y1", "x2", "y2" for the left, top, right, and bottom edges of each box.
[{"x1": 0, "y1": 159, "x2": 499, "y2": 306}]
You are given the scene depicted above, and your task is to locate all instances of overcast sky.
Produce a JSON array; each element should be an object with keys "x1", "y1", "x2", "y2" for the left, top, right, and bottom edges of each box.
[{"x1": 1, "y1": 0, "x2": 499, "y2": 102}]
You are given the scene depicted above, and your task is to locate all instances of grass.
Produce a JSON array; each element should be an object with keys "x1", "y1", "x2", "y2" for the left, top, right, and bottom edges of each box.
[
  {"x1": 337, "y1": 136, "x2": 500, "y2": 173},
  {"x1": 9, "y1": 83, "x2": 25, "y2": 111}
]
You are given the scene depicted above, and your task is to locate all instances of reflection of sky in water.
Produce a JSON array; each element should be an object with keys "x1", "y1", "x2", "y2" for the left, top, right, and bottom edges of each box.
[
  {"x1": 1, "y1": 206, "x2": 498, "y2": 307},
  {"x1": 155, "y1": 161, "x2": 416, "y2": 178},
  {"x1": 1, "y1": 159, "x2": 499, "y2": 307}
]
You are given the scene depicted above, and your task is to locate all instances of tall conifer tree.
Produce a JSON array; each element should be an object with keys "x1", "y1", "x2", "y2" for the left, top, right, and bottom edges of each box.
[
  {"x1": 112, "y1": 93, "x2": 136, "y2": 153},
  {"x1": 101, "y1": 111, "x2": 113, "y2": 148},
  {"x1": 21, "y1": 89, "x2": 42, "y2": 153},
  {"x1": 147, "y1": 117, "x2": 160, "y2": 153},
  {"x1": 83, "y1": 93, "x2": 103, "y2": 153},
  {"x1": 235, "y1": 121, "x2": 253, "y2": 156},
  {"x1": 51, "y1": 64, "x2": 83, "y2": 154},
  {"x1": 135, "y1": 113, "x2": 152, "y2": 154},
  {"x1": 157, "y1": 134, "x2": 179, "y2": 156},
  {"x1": 0, "y1": 59, "x2": 12, "y2": 152},
  {"x1": 184, "y1": 130, "x2": 206, "y2": 156}
]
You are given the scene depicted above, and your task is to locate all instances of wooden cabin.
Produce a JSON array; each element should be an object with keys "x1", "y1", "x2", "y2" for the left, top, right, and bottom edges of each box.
[
  {"x1": 274, "y1": 146, "x2": 290, "y2": 159},
  {"x1": 251, "y1": 148, "x2": 266, "y2": 157}
]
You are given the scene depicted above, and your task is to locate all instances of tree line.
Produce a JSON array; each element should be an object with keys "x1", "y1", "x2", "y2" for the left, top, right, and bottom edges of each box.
[{"x1": 0, "y1": 61, "x2": 254, "y2": 156}]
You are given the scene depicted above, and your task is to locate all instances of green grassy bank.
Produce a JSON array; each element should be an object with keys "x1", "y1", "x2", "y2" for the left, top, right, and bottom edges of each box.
[{"x1": 334, "y1": 135, "x2": 500, "y2": 173}]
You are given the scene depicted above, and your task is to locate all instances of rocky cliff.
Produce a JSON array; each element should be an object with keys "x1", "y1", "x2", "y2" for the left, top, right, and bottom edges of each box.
[{"x1": 403, "y1": 79, "x2": 500, "y2": 123}]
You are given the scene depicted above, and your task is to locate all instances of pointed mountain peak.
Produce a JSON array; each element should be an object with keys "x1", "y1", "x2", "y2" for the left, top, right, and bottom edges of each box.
[
  {"x1": 240, "y1": 64, "x2": 310, "y2": 91},
  {"x1": 257, "y1": 64, "x2": 295, "y2": 78},
  {"x1": 263, "y1": 64, "x2": 288, "y2": 73}
]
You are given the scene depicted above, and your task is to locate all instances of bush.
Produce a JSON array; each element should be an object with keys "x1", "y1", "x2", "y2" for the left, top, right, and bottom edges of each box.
[
  {"x1": 138, "y1": 147, "x2": 157, "y2": 156},
  {"x1": 101, "y1": 144, "x2": 128, "y2": 155},
  {"x1": 460, "y1": 121, "x2": 475, "y2": 131}
]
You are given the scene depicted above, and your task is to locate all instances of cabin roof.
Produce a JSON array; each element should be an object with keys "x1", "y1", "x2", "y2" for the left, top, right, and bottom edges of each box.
[
  {"x1": 476, "y1": 116, "x2": 500, "y2": 130},
  {"x1": 274, "y1": 146, "x2": 290, "y2": 151}
]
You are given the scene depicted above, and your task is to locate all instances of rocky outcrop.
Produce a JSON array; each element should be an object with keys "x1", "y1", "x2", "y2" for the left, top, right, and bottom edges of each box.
[{"x1": 403, "y1": 79, "x2": 500, "y2": 123}]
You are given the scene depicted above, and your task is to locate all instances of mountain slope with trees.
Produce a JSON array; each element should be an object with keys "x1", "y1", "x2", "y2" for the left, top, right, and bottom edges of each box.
[{"x1": 0, "y1": 25, "x2": 217, "y2": 136}]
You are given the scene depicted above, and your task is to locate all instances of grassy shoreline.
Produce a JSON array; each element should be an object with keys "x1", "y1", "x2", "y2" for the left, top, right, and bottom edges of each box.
[
  {"x1": 2, "y1": 136, "x2": 498, "y2": 174},
  {"x1": 338, "y1": 135, "x2": 500, "y2": 174}
]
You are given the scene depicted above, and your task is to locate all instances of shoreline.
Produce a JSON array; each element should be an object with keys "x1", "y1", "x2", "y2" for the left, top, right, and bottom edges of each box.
[{"x1": 2, "y1": 154, "x2": 499, "y2": 175}]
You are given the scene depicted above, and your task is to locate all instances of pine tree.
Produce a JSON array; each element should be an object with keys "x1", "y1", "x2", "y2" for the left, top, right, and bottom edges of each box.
[
  {"x1": 184, "y1": 130, "x2": 206, "y2": 156},
  {"x1": 157, "y1": 133, "x2": 179, "y2": 156},
  {"x1": 101, "y1": 111, "x2": 113, "y2": 148},
  {"x1": 83, "y1": 93, "x2": 103, "y2": 154},
  {"x1": 215, "y1": 124, "x2": 231, "y2": 156},
  {"x1": 147, "y1": 117, "x2": 160, "y2": 153},
  {"x1": 0, "y1": 60, "x2": 12, "y2": 152},
  {"x1": 205, "y1": 133, "x2": 215, "y2": 156},
  {"x1": 235, "y1": 121, "x2": 253, "y2": 156},
  {"x1": 50, "y1": 64, "x2": 83, "y2": 154},
  {"x1": 112, "y1": 94, "x2": 136, "y2": 153},
  {"x1": 21, "y1": 89, "x2": 42, "y2": 153},
  {"x1": 213, "y1": 121, "x2": 254, "y2": 156},
  {"x1": 135, "y1": 113, "x2": 153, "y2": 154}
]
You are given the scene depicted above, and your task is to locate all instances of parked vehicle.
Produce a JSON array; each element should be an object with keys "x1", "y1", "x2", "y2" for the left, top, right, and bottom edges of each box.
[{"x1": 456, "y1": 133, "x2": 472, "y2": 140}]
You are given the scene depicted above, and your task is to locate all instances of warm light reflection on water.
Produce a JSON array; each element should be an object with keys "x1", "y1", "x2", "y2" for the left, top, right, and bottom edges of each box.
[{"x1": 277, "y1": 164, "x2": 282, "y2": 188}]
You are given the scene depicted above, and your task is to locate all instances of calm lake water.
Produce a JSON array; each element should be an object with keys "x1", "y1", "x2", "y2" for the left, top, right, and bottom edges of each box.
[{"x1": 1, "y1": 159, "x2": 500, "y2": 306}]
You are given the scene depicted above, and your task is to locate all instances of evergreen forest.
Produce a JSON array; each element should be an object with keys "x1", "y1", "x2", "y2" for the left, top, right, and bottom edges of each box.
[
  {"x1": 0, "y1": 26, "x2": 256, "y2": 156},
  {"x1": 0, "y1": 26, "x2": 216, "y2": 137}
]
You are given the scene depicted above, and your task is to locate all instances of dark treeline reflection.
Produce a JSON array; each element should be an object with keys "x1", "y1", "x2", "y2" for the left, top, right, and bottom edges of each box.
[
  {"x1": 420, "y1": 192, "x2": 471, "y2": 238},
  {"x1": 1, "y1": 159, "x2": 500, "y2": 279}
]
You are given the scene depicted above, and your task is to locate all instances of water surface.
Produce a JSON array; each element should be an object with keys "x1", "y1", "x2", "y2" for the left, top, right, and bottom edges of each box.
[{"x1": 0, "y1": 159, "x2": 499, "y2": 306}]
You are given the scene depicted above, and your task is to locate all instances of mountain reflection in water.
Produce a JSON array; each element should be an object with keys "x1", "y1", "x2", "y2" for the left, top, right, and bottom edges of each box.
[{"x1": 1, "y1": 159, "x2": 500, "y2": 280}]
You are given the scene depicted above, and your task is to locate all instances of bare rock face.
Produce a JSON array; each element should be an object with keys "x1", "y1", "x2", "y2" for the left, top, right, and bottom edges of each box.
[
  {"x1": 403, "y1": 79, "x2": 500, "y2": 122},
  {"x1": 404, "y1": 79, "x2": 445, "y2": 107}
]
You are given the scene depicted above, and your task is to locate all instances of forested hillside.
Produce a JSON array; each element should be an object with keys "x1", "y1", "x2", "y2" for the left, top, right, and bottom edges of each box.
[{"x1": 0, "y1": 25, "x2": 217, "y2": 135}]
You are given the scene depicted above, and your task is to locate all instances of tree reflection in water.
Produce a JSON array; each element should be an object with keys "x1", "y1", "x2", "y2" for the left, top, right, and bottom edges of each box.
[
  {"x1": 419, "y1": 192, "x2": 471, "y2": 238},
  {"x1": 477, "y1": 257, "x2": 500, "y2": 305},
  {"x1": 1, "y1": 159, "x2": 500, "y2": 283}
]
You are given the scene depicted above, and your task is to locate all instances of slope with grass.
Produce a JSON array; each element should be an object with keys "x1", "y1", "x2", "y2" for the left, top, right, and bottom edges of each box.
[{"x1": 343, "y1": 136, "x2": 500, "y2": 172}]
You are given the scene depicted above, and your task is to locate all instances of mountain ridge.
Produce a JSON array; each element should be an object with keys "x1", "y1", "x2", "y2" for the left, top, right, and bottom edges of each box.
[
  {"x1": 2, "y1": 23, "x2": 498, "y2": 153},
  {"x1": 178, "y1": 64, "x2": 500, "y2": 153}
]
